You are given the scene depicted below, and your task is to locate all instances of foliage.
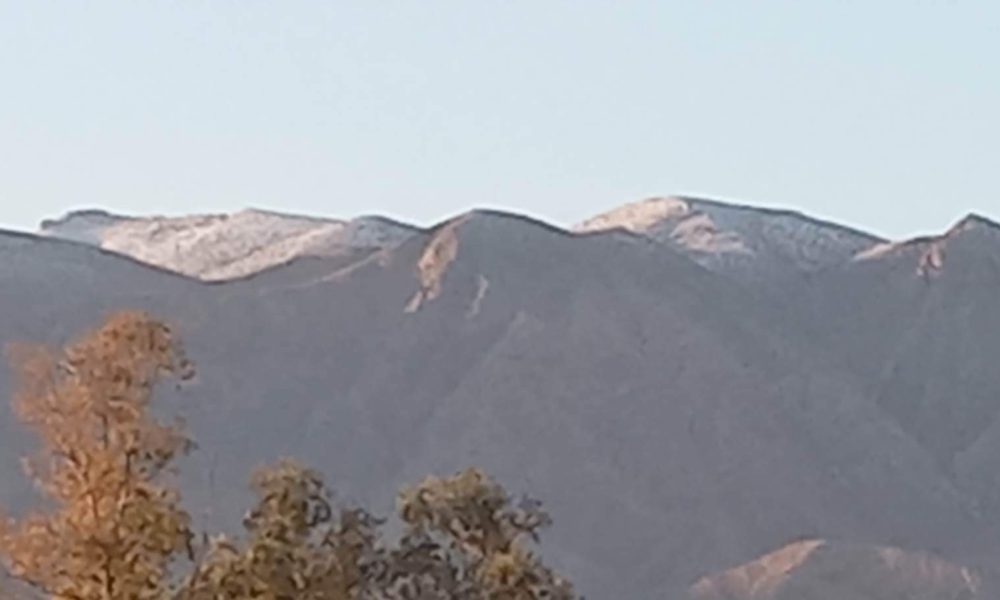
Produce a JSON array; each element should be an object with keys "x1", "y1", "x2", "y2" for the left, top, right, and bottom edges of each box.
[
  {"x1": 178, "y1": 459, "x2": 378, "y2": 600},
  {"x1": 0, "y1": 312, "x2": 195, "y2": 600},
  {"x1": 181, "y1": 464, "x2": 575, "y2": 600},
  {"x1": 0, "y1": 312, "x2": 577, "y2": 600},
  {"x1": 390, "y1": 468, "x2": 575, "y2": 600}
]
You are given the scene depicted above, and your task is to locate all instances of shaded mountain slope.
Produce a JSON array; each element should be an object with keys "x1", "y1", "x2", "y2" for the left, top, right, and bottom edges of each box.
[
  {"x1": 0, "y1": 229, "x2": 205, "y2": 512},
  {"x1": 1, "y1": 208, "x2": 998, "y2": 598},
  {"x1": 789, "y1": 215, "x2": 1000, "y2": 476}
]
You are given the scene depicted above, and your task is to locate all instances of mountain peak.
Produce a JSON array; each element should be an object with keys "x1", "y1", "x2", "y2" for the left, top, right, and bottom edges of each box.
[
  {"x1": 576, "y1": 196, "x2": 879, "y2": 282},
  {"x1": 41, "y1": 207, "x2": 121, "y2": 222},
  {"x1": 950, "y1": 212, "x2": 1000, "y2": 235},
  {"x1": 39, "y1": 207, "x2": 418, "y2": 281},
  {"x1": 39, "y1": 209, "x2": 132, "y2": 243},
  {"x1": 575, "y1": 196, "x2": 752, "y2": 258},
  {"x1": 574, "y1": 196, "x2": 692, "y2": 234},
  {"x1": 854, "y1": 212, "x2": 1000, "y2": 277}
]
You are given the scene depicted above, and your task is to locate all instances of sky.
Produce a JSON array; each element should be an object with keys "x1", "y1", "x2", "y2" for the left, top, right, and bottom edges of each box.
[{"x1": 1, "y1": 1, "x2": 998, "y2": 239}]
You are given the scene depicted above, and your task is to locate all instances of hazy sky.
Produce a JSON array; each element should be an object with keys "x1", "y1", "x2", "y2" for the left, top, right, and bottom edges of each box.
[{"x1": 1, "y1": 2, "x2": 998, "y2": 239}]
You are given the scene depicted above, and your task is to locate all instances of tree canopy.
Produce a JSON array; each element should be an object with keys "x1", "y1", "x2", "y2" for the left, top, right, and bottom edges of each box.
[{"x1": 0, "y1": 311, "x2": 577, "y2": 600}]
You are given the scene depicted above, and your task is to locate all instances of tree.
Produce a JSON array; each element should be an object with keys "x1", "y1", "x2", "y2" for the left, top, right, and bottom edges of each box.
[
  {"x1": 389, "y1": 468, "x2": 576, "y2": 600},
  {"x1": 181, "y1": 465, "x2": 577, "y2": 600},
  {"x1": 1, "y1": 312, "x2": 579, "y2": 600},
  {"x1": 0, "y1": 311, "x2": 196, "y2": 600},
  {"x1": 179, "y1": 459, "x2": 380, "y2": 600}
]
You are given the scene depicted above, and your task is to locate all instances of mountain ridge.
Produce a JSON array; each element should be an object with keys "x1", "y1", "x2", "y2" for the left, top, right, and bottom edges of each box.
[
  {"x1": 5, "y1": 195, "x2": 1000, "y2": 598},
  {"x1": 0, "y1": 226, "x2": 202, "y2": 283},
  {"x1": 39, "y1": 207, "x2": 419, "y2": 281},
  {"x1": 36, "y1": 198, "x2": 999, "y2": 285}
]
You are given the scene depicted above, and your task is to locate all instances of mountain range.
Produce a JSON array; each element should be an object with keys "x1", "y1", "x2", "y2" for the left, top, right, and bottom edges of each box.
[{"x1": 2, "y1": 196, "x2": 999, "y2": 599}]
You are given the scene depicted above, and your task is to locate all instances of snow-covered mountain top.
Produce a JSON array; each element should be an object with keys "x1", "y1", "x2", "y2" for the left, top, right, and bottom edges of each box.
[
  {"x1": 574, "y1": 197, "x2": 693, "y2": 235},
  {"x1": 40, "y1": 200, "x2": 996, "y2": 284},
  {"x1": 576, "y1": 196, "x2": 883, "y2": 279},
  {"x1": 40, "y1": 208, "x2": 419, "y2": 281}
]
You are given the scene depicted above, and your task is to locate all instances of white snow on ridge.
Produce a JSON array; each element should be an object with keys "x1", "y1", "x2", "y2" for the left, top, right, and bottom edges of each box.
[
  {"x1": 576, "y1": 196, "x2": 883, "y2": 277},
  {"x1": 39, "y1": 195, "x2": 908, "y2": 283},
  {"x1": 575, "y1": 197, "x2": 693, "y2": 235},
  {"x1": 40, "y1": 208, "x2": 418, "y2": 281}
]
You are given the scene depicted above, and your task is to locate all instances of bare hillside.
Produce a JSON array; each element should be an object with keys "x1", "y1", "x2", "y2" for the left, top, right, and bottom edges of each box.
[
  {"x1": 2, "y1": 201, "x2": 999, "y2": 599},
  {"x1": 790, "y1": 214, "x2": 1000, "y2": 473}
]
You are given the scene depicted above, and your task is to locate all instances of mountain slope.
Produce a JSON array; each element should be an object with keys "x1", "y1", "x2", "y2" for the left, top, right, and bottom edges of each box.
[
  {"x1": 787, "y1": 214, "x2": 1000, "y2": 476},
  {"x1": 0, "y1": 228, "x2": 205, "y2": 513},
  {"x1": 40, "y1": 208, "x2": 418, "y2": 280},
  {"x1": 1, "y1": 213, "x2": 992, "y2": 599}
]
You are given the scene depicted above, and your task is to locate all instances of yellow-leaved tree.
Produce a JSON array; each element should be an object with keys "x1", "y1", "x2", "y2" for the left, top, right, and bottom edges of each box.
[
  {"x1": 0, "y1": 312, "x2": 579, "y2": 600},
  {"x1": 0, "y1": 311, "x2": 196, "y2": 600}
]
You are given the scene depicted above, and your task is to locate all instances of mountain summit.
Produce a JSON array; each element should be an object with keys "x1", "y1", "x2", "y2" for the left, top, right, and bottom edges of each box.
[
  {"x1": 41, "y1": 197, "x2": 891, "y2": 284},
  {"x1": 40, "y1": 208, "x2": 418, "y2": 280},
  {"x1": 575, "y1": 196, "x2": 884, "y2": 284}
]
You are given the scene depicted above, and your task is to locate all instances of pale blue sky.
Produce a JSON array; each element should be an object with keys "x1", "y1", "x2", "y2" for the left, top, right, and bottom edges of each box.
[{"x1": 1, "y1": 1, "x2": 998, "y2": 239}]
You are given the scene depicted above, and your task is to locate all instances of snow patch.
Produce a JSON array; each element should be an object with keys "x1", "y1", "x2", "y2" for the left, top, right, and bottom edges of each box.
[
  {"x1": 40, "y1": 208, "x2": 417, "y2": 280},
  {"x1": 576, "y1": 196, "x2": 879, "y2": 279},
  {"x1": 669, "y1": 212, "x2": 750, "y2": 255},
  {"x1": 575, "y1": 196, "x2": 752, "y2": 256},
  {"x1": 575, "y1": 197, "x2": 692, "y2": 234}
]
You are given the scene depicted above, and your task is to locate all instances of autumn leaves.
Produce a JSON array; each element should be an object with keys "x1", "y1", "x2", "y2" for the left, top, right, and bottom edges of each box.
[{"x1": 0, "y1": 312, "x2": 576, "y2": 600}]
